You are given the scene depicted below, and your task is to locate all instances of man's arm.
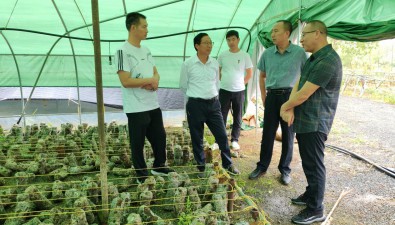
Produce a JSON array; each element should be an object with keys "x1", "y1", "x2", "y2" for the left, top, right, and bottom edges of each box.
[
  {"x1": 179, "y1": 63, "x2": 188, "y2": 94},
  {"x1": 282, "y1": 81, "x2": 319, "y2": 111},
  {"x1": 280, "y1": 80, "x2": 300, "y2": 126},
  {"x1": 141, "y1": 66, "x2": 160, "y2": 91},
  {"x1": 117, "y1": 70, "x2": 158, "y2": 88},
  {"x1": 244, "y1": 67, "x2": 253, "y2": 84},
  {"x1": 259, "y1": 71, "x2": 267, "y2": 106},
  {"x1": 215, "y1": 67, "x2": 220, "y2": 91},
  {"x1": 153, "y1": 66, "x2": 160, "y2": 83}
]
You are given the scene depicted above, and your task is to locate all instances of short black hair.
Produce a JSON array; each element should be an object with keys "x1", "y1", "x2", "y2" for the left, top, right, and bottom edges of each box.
[
  {"x1": 126, "y1": 12, "x2": 146, "y2": 31},
  {"x1": 276, "y1": 20, "x2": 292, "y2": 35},
  {"x1": 193, "y1": 33, "x2": 208, "y2": 51},
  {"x1": 226, "y1": 30, "x2": 239, "y2": 39},
  {"x1": 307, "y1": 20, "x2": 327, "y2": 35}
]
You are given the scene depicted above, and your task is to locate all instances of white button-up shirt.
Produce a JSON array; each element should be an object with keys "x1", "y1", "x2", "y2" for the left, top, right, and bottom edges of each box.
[{"x1": 179, "y1": 54, "x2": 220, "y2": 99}]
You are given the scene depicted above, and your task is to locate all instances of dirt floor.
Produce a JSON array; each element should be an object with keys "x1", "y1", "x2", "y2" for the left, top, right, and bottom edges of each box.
[{"x1": 230, "y1": 95, "x2": 395, "y2": 225}]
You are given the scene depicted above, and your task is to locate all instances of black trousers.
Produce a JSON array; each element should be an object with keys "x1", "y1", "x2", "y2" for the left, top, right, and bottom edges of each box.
[
  {"x1": 186, "y1": 98, "x2": 233, "y2": 171},
  {"x1": 257, "y1": 91, "x2": 294, "y2": 175},
  {"x1": 219, "y1": 89, "x2": 245, "y2": 142},
  {"x1": 126, "y1": 108, "x2": 167, "y2": 177},
  {"x1": 296, "y1": 132, "x2": 327, "y2": 212}
]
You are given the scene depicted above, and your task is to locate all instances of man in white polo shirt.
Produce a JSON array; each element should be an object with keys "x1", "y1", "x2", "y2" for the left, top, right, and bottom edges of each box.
[
  {"x1": 179, "y1": 32, "x2": 240, "y2": 176},
  {"x1": 115, "y1": 12, "x2": 173, "y2": 184},
  {"x1": 217, "y1": 30, "x2": 253, "y2": 154}
]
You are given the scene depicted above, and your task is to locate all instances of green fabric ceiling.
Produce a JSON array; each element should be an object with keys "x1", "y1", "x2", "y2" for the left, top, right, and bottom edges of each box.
[
  {"x1": 257, "y1": 0, "x2": 395, "y2": 48},
  {"x1": 1, "y1": 0, "x2": 395, "y2": 89},
  {"x1": 0, "y1": 0, "x2": 268, "y2": 88}
]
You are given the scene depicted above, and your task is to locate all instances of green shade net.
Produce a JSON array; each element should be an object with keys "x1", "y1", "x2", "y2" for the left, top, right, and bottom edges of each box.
[
  {"x1": 0, "y1": 0, "x2": 266, "y2": 88},
  {"x1": 257, "y1": 0, "x2": 395, "y2": 48},
  {"x1": 1, "y1": 0, "x2": 395, "y2": 88}
]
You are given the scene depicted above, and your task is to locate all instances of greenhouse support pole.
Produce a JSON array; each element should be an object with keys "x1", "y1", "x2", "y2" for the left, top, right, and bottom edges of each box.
[
  {"x1": 298, "y1": 0, "x2": 302, "y2": 44},
  {"x1": 0, "y1": 32, "x2": 26, "y2": 128},
  {"x1": 254, "y1": 25, "x2": 261, "y2": 135},
  {"x1": 183, "y1": 0, "x2": 196, "y2": 62},
  {"x1": 219, "y1": 167, "x2": 269, "y2": 224},
  {"x1": 91, "y1": 0, "x2": 109, "y2": 221}
]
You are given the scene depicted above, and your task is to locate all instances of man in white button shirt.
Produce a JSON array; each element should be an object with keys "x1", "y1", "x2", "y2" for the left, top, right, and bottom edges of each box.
[
  {"x1": 179, "y1": 33, "x2": 240, "y2": 176},
  {"x1": 217, "y1": 30, "x2": 253, "y2": 154}
]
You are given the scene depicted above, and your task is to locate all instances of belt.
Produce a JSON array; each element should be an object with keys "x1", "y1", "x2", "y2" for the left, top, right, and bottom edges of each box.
[
  {"x1": 189, "y1": 96, "x2": 218, "y2": 103},
  {"x1": 267, "y1": 88, "x2": 292, "y2": 95}
]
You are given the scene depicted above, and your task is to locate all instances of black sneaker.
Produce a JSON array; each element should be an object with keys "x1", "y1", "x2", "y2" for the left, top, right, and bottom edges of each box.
[
  {"x1": 225, "y1": 164, "x2": 240, "y2": 175},
  {"x1": 291, "y1": 193, "x2": 308, "y2": 205},
  {"x1": 151, "y1": 167, "x2": 174, "y2": 176},
  {"x1": 291, "y1": 208, "x2": 325, "y2": 224},
  {"x1": 248, "y1": 167, "x2": 266, "y2": 180}
]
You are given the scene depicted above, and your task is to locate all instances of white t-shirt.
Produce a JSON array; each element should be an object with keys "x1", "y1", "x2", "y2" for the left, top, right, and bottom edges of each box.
[
  {"x1": 218, "y1": 50, "x2": 253, "y2": 92},
  {"x1": 115, "y1": 41, "x2": 159, "y2": 113}
]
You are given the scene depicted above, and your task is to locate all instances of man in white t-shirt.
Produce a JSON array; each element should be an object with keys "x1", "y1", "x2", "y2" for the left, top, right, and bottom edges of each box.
[
  {"x1": 216, "y1": 30, "x2": 253, "y2": 153},
  {"x1": 114, "y1": 12, "x2": 173, "y2": 184}
]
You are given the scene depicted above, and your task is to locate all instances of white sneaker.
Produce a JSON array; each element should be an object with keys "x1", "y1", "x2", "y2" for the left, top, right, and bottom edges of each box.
[
  {"x1": 211, "y1": 143, "x2": 219, "y2": 150},
  {"x1": 231, "y1": 141, "x2": 240, "y2": 150}
]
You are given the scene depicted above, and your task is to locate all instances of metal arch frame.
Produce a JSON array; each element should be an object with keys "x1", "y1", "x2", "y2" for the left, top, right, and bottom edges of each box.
[
  {"x1": 15, "y1": 0, "x2": 184, "y2": 125},
  {"x1": 17, "y1": 0, "x2": 83, "y2": 125},
  {"x1": 215, "y1": 0, "x2": 243, "y2": 57},
  {"x1": 0, "y1": 32, "x2": 25, "y2": 126},
  {"x1": 183, "y1": 0, "x2": 196, "y2": 62},
  {"x1": 62, "y1": 0, "x2": 184, "y2": 38},
  {"x1": 240, "y1": 0, "x2": 274, "y2": 50},
  {"x1": 52, "y1": 0, "x2": 82, "y2": 124}
]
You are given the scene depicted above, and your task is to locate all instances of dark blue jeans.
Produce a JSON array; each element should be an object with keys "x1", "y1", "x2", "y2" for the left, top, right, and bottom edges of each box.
[
  {"x1": 296, "y1": 132, "x2": 327, "y2": 212},
  {"x1": 219, "y1": 89, "x2": 245, "y2": 142},
  {"x1": 186, "y1": 98, "x2": 233, "y2": 171},
  {"x1": 126, "y1": 108, "x2": 167, "y2": 177},
  {"x1": 257, "y1": 91, "x2": 294, "y2": 175}
]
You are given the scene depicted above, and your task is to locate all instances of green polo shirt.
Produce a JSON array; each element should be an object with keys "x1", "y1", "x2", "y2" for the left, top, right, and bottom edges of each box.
[
  {"x1": 257, "y1": 43, "x2": 307, "y2": 89},
  {"x1": 294, "y1": 44, "x2": 343, "y2": 135}
]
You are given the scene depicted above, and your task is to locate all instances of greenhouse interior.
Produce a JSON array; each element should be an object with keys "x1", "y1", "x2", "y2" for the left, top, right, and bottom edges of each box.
[{"x1": 0, "y1": 0, "x2": 394, "y2": 224}]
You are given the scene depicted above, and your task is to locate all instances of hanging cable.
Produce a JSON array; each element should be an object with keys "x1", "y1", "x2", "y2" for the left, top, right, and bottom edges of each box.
[{"x1": 108, "y1": 42, "x2": 112, "y2": 65}]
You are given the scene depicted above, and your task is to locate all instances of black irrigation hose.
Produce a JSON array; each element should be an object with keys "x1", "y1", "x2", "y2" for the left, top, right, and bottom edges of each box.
[
  {"x1": 326, "y1": 144, "x2": 395, "y2": 179},
  {"x1": 0, "y1": 26, "x2": 252, "y2": 52}
]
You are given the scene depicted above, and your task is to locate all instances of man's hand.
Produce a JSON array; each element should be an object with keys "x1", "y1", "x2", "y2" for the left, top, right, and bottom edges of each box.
[
  {"x1": 261, "y1": 94, "x2": 266, "y2": 108},
  {"x1": 280, "y1": 105, "x2": 294, "y2": 127},
  {"x1": 151, "y1": 76, "x2": 159, "y2": 89},
  {"x1": 141, "y1": 77, "x2": 159, "y2": 91},
  {"x1": 141, "y1": 84, "x2": 156, "y2": 91},
  {"x1": 281, "y1": 110, "x2": 294, "y2": 127}
]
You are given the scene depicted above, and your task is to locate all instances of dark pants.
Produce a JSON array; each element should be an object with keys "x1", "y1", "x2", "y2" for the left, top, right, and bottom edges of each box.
[
  {"x1": 219, "y1": 89, "x2": 245, "y2": 142},
  {"x1": 186, "y1": 97, "x2": 233, "y2": 171},
  {"x1": 257, "y1": 91, "x2": 294, "y2": 175},
  {"x1": 296, "y1": 132, "x2": 327, "y2": 212},
  {"x1": 126, "y1": 108, "x2": 167, "y2": 177}
]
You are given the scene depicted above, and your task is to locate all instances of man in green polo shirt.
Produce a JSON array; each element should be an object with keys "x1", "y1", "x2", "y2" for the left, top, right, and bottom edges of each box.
[
  {"x1": 280, "y1": 20, "x2": 342, "y2": 224},
  {"x1": 249, "y1": 20, "x2": 307, "y2": 185}
]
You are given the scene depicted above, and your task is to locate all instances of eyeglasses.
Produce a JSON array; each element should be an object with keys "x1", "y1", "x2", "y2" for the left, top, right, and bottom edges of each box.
[
  {"x1": 301, "y1": 30, "x2": 323, "y2": 37},
  {"x1": 201, "y1": 41, "x2": 214, "y2": 46}
]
